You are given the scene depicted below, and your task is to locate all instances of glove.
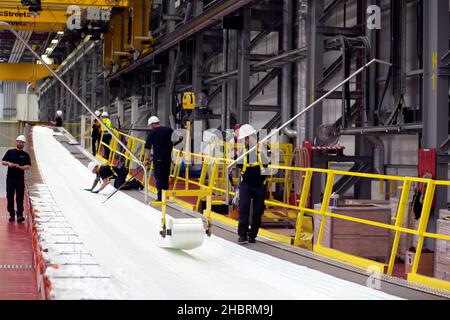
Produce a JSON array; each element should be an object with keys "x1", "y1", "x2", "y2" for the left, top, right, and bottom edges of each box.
[
  {"x1": 91, "y1": 190, "x2": 100, "y2": 194},
  {"x1": 84, "y1": 188, "x2": 92, "y2": 192}
]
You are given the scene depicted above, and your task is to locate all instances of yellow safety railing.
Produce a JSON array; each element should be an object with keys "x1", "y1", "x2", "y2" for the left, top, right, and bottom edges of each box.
[
  {"x1": 90, "y1": 127, "x2": 450, "y2": 293},
  {"x1": 268, "y1": 165, "x2": 450, "y2": 292}
]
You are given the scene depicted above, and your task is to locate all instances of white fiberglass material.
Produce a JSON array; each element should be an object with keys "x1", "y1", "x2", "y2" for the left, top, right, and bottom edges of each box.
[{"x1": 32, "y1": 126, "x2": 400, "y2": 300}]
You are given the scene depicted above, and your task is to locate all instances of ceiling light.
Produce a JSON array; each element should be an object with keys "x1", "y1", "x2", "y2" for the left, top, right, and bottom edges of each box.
[{"x1": 51, "y1": 39, "x2": 59, "y2": 44}]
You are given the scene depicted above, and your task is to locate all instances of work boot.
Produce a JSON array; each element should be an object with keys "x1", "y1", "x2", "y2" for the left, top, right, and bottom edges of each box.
[
  {"x1": 238, "y1": 235, "x2": 248, "y2": 243},
  {"x1": 248, "y1": 237, "x2": 256, "y2": 243},
  {"x1": 17, "y1": 216, "x2": 25, "y2": 223}
]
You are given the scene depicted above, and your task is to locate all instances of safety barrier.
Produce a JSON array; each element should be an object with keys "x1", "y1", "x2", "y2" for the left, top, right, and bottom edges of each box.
[
  {"x1": 269, "y1": 165, "x2": 450, "y2": 292},
  {"x1": 92, "y1": 127, "x2": 450, "y2": 293}
]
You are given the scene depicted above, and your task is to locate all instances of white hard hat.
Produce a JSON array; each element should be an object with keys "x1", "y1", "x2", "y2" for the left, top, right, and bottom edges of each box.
[
  {"x1": 94, "y1": 110, "x2": 101, "y2": 117},
  {"x1": 148, "y1": 116, "x2": 160, "y2": 126},
  {"x1": 101, "y1": 111, "x2": 109, "y2": 117},
  {"x1": 87, "y1": 161, "x2": 99, "y2": 173},
  {"x1": 16, "y1": 135, "x2": 27, "y2": 143},
  {"x1": 238, "y1": 124, "x2": 257, "y2": 140},
  {"x1": 56, "y1": 110, "x2": 63, "y2": 116}
]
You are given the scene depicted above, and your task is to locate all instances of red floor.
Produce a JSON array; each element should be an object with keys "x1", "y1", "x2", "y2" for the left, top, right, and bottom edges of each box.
[{"x1": 0, "y1": 198, "x2": 38, "y2": 300}]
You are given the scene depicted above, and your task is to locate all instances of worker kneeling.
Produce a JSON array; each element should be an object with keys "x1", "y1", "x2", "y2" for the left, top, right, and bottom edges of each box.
[
  {"x1": 236, "y1": 124, "x2": 270, "y2": 244},
  {"x1": 85, "y1": 162, "x2": 143, "y2": 193}
]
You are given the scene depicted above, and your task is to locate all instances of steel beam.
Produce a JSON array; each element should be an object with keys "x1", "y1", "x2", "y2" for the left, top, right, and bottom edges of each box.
[
  {"x1": 422, "y1": 0, "x2": 449, "y2": 248},
  {"x1": 0, "y1": 22, "x2": 66, "y2": 32},
  {"x1": 0, "y1": 63, "x2": 57, "y2": 82},
  {"x1": 2, "y1": 0, "x2": 129, "y2": 7},
  {"x1": 0, "y1": 7, "x2": 69, "y2": 24},
  {"x1": 306, "y1": 0, "x2": 325, "y2": 207},
  {"x1": 237, "y1": 8, "x2": 251, "y2": 124},
  {"x1": 109, "y1": 0, "x2": 254, "y2": 80}
]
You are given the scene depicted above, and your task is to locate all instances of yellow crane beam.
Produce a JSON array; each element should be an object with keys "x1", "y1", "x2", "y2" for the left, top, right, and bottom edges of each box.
[
  {"x1": 0, "y1": 7, "x2": 69, "y2": 24},
  {"x1": 0, "y1": 63, "x2": 58, "y2": 83},
  {"x1": 0, "y1": 0, "x2": 129, "y2": 8},
  {"x1": 0, "y1": 21, "x2": 66, "y2": 32}
]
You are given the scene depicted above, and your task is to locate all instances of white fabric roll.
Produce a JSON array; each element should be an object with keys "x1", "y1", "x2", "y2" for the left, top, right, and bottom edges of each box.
[{"x1": 158, "y1": 218, "x2": 205, "y2": 250}]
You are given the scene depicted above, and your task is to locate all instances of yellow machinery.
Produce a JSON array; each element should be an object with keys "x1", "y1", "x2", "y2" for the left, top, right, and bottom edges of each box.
[
  {"x1": 182, "y1": 92, "x2": 196, "y2": 110},
  {"x1": 1, "y1": 1, "x2": 154, "y2": 74}
]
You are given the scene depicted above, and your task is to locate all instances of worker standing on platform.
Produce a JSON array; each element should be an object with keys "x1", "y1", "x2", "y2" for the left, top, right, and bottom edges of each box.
[
  {"x1": 101, "y1": 111, "x2": 113, "y2": 160},
  {"x1": 1, "y1": 135, "x2": 31, "y2": 223},
  {"x1": 236, "y1": 124, "x2": 270, "y2": 244},
  {"x1": 92, "y1": 110, "x2": 102, "y2": 155},
  {"x1": 144, "y1": 116, "x2": 182, "y2": 201},
  {"x1": 84, "y1": 162, "x2": 143, "y2": 193},
  {"x1": 52, "y1": 110, "x2": 63, "y2": 127}
]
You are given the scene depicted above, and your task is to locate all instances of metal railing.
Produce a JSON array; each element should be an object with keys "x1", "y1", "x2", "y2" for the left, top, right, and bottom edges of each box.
[{"x1": 0, "y1": 21, "x2": 150, "y2": 204}]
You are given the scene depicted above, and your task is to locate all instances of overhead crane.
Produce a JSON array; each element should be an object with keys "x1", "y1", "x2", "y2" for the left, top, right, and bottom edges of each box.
[
  {"x1": 0, "y1": 21, "x2": 66, "y2": 31},
  {"x1": 0, "y1": 0, "x2": 154, "y2": 73},
  {"x1": 1, "y1": 0, "x2": 129, "y2": 8},
  {"x1": 0, "y1": 7, "x2": 71, "y2": 24},
  {"x1": 0, "y1": 62, "x2": 57, "y2": 83}
]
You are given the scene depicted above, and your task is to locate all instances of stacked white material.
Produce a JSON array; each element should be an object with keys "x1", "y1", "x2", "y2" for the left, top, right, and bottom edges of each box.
[
  {"x1": 435, "y1": 210, "x2": 450, "y2": 281},
  {"x1": 29, "y1": 184, "x2": 124, "y2": 299},
  {"x1": 389, "y1": 197, "x2": 414, "y2": 261},
  {"x1": 32, "y1": 126, "x2": 401, "y2": 300}
]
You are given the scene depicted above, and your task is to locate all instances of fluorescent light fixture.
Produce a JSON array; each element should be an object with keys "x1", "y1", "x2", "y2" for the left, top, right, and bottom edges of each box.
[{"x1": 40, "y1": 54, "x2": 53, "y2": 65}]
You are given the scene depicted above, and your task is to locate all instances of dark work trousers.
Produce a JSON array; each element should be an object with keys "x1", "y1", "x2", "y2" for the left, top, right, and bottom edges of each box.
[
  {"x1": 113, "y1": 166, "x2": 128, "y2": 189},
  {"x1": 102, "y1": 133, "x2": 112, "y2": 159},
  {"x1": 92, "y1": 133, "x2": 101, "y2": 155},
  {"x1": 6, "y1": 177, "x2": 25, "y2": 219},
  {"x1": 153, "y1": 159, "x2": 171, "y2": 201},
  {"x1": 238, "y1": 182, "x2": 266, "y2": 239}
]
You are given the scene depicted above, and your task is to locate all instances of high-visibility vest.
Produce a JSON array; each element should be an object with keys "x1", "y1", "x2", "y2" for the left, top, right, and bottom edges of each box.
[{"x1": 101, "y1": 118, "x2": 112, "y2": 132}]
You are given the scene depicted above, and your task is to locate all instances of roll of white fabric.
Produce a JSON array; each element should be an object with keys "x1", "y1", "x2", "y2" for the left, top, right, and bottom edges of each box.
[{"x1": 158, "y1": 218, "x2": 205, "y2": 250}]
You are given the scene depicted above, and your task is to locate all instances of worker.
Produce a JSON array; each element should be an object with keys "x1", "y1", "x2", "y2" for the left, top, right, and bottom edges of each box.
[
  {"x1": 84, "y1": 162, "x2": 143, "y2": 193},
  {"x1": 101, "y1": 111, "x2": 113, "y2": 160},
  {"x1": 144, "y1": 116, "x2": 182, "y2": 201},
  {"x1": 92, "y1": 110, "x2": 102, "y2": 155},
  {"x1": 236, "y1": 124, "x2": 270, "y2": 244},
  {"x1": 52, "y1": 110, "x2": 63, "y2": 127},
  {"x1": 1, "y1": 135, "x2": 31, "y2": 223}
]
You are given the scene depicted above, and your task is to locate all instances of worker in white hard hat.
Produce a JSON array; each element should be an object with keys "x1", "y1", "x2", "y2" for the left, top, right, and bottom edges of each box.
[
  {"x1": 100, "y1": 111, "x2": 113, "y2": 160},
  {"x1": 144, "y1": 116, "x2": 182, "y2": 201},
  {"x1": 236, "y1": 124, "x2": 270, "y2": 244},
  {"x1": 84, "y1": 161, "x2": 143, "y2": 193},
  {"x1": 91, "y1": 110, "x2": 102, "y2": 155},
  {"x1": 1, "y1": 135, "x2": 31, "y2": 223},
  {"x1": 51, "y1": 110, "x2": 63, "y2": 127}
]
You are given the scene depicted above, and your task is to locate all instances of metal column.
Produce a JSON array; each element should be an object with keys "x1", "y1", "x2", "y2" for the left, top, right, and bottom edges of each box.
[
  {"x1": 237, "y1": 8, "x2": 251, "y2": 124},
  {"x1": 306, "y1": 0, "x2": 325, "y2": 206},
  {"x1": 422, "y1": 0, "x2": 449, "y2": 249}
]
